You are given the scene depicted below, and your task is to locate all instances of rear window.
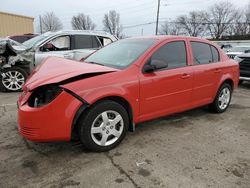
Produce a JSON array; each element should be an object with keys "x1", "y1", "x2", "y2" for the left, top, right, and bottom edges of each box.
[
  {"x1": 73, "y1": 35, "x2": 101, "y2": 49},
  {"x1": 211, "y1": 45, "x2": 220, "y2": 62},
  {"x1": 191, "y1": 42, "x2": 220, "y2": 64}
]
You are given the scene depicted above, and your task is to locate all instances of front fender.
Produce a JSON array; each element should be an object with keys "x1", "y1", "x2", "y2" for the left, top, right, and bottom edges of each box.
[{"x1": 62, "y1": 81, "x2": 140, "y2": 122}]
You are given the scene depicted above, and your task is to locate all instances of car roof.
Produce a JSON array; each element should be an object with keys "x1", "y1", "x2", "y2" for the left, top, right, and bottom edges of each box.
[
  {"x1": 126, "y1": 35, "x2": 219, "y2": 46},
  {"x1": 45, "y1": 30, "x2": 117, "y2": 40},
  {"x1": 127, "y1": 35, "x2": 211, "y2": 42}
]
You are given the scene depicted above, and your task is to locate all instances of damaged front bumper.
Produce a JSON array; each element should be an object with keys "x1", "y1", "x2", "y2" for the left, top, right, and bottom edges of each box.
[{"x1": 0, "y1": 38, "x2": 34, "y2": 70}]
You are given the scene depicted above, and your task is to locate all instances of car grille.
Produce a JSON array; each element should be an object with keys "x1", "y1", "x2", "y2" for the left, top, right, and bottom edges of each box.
[
  {"x1": 19, "y1": 126, "x2": 39, "y2": 138},
  {"x1": 239, "y1": 57, "x2": 250, "y2": 77},
  {"x1": 227, "y1": 54, "x2": 236, "y2": 59}
]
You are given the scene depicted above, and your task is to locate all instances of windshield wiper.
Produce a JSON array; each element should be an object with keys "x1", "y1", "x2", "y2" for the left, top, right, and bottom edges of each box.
[{"x1": 86, "y1": 61, "x2": 105, "y2": 66}]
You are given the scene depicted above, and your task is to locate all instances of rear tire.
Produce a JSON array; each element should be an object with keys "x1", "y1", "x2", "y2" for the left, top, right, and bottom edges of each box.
[
  {"x1": 78, "y1": 100, "x2": 129, "y2": 152},
  {"x1": 209, "y1": 83, "x2": 232, "y2": 113},
  {"x1": 0, "y1": 67, "x2": 28, "y2": 92}
]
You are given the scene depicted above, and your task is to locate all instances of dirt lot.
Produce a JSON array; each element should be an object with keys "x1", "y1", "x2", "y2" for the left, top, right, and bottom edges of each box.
[{"x1": 0, "y1": 85, "x2": 250, "y2": 188}]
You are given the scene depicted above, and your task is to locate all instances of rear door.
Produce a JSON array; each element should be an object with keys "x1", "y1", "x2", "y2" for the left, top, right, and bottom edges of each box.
[
  {"x1": 72, "y1": 35, "x2": 102, "y2": 60},
  {"x1": 139, "y1": 40, "x2": 193, "y2": 121},
  {"x1": 190, "y1": 41, "x2": 222, "y2": 106}
]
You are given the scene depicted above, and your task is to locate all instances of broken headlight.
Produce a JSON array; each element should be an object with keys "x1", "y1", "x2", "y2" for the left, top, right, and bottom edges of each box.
[{"x1": 28, "y1": 85, "x2": 63, "y2": 108}]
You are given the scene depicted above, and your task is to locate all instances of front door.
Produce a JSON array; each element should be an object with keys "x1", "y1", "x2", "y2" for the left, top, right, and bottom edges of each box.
[
  {"x1": 139, "y1": 40, "x2": 193, "y2": 121},
  {"x1": 35, "y1": 35, "x2": 73, "y2": 66}
]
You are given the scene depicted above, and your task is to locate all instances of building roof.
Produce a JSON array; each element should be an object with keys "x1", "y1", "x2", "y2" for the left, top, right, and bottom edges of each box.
[{"x1": 0, "y1": 11, "x2": 34, "y2": 20}]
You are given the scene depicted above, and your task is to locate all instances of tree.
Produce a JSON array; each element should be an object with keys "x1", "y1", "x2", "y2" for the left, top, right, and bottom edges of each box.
[
  {"x1": 103, "y1": 10, "x2": 123, "y2": 38},
  {"x1": 203, "y1": 1, "x2": 236, "y2": 39},
  {"x1": 40, "y1": 12, "x2": 63, "y2": 32},
  {"x1": 159, "y1": 21, "x2": 182, "y2": 35},
  {"x1": 227, "y1": 11, "x2": 246, "y2": 36},
  {"x1": 71, "y1": 13, "x2": 96, "y2": 30},
  {"x1": 229, "y1": 3, "x2": 250, "y2": 36},
  {"x1": 176, "y1": 11, "x2": 206, "y2": 37}
]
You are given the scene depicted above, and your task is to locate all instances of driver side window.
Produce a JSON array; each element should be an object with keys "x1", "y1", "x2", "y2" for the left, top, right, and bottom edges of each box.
[
  {"x1": 41, "y1": 36, "x2": 70, "y2": 52},
  {"x1": 150, "y1": 41, "x2": 187, "y2": 69}
]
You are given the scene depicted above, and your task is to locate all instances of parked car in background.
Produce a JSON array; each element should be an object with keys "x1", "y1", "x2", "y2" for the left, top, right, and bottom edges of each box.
[
  {"x1": 0, "y1": 30, "x2": 117, "y2": 91},
  {"x1": 18, "y1": 36, "x2": 239, "y2": 152},
  {"x1": 234, "y1": 54, "x2": 250, "y2": 84},
  {"x1": 220, "y1": 44, "x2": 232, "y2": 52},
  {"x1": 226, "y1": 46, "x2": 250, "y2": 59},
  {"x1": 8, "y1": 33, "x2": 38, "y2": 43}
]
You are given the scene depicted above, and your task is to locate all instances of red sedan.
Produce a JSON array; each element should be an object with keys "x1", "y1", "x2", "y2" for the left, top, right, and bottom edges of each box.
[{"x1": 18, "y1": 36, "x2": 239, "y2": 152}]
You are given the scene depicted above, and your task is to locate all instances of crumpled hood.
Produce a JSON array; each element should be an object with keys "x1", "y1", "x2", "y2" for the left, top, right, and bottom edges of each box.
[
  {"x1": 0, "y1": 39, "x2": 28, "y2": 55},
  {"x1": 23, "y1": 56, "x2": 119, "y2": 91}
]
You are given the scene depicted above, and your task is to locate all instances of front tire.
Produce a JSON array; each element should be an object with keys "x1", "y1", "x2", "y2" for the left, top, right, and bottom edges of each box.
[
  {"x1": 78, "y1": 100, "x2": 129, "y2": 152},
  {"x1": 0, "y1": 67, "x2": 28, "y2": 92},
  {"x1": 209, "y1": 83, "x2": 232, "y2": 113}
]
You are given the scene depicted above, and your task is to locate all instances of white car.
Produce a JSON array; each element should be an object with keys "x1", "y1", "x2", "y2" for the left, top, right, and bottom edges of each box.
[
  {"x1": 226, "y1": 46, "x2": 250, "y2": 59},
  {"x1": 0, "y1": 30, "x2": 117, "y2": 91}
]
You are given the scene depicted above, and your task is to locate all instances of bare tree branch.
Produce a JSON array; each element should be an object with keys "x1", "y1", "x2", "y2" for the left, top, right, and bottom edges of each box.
[
  {"x1": 71, "y1": 13, "x2": 96, "y2": 30},
  {"x1": 203, "y1": 1, "x2": 236, "y2": 39},
  {"x1": 176, "y1": 11, "x2": 206, "y2": 37},
  {"x1": 159, "y1": 21, "x2": 182, "y2": 35},
  {"x1": 103, "y1": 10, "x2": 123, "y2": 38},
  {"x1": 41, "y1": 12, "x2": 63, "y2": 32},
  {"x1": 229, "y1": 3, "x2": 250, "y2": 36}
]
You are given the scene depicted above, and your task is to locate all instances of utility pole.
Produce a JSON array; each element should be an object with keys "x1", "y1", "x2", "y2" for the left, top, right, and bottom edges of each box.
[
  {"x1": 141, "y1": 28, "x2": 144, "y2": 36},
  {"x1": 155, "y1": 0, "x2": 161, "y2": 35},
  {"x1": 39, "y1": 15, "x2": 43, "y2": 34}
]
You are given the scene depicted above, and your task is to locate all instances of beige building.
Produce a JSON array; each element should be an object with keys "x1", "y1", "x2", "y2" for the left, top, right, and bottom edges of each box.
[{"x1": 0, "y1": 11, "x2": 34, "y2": 37}]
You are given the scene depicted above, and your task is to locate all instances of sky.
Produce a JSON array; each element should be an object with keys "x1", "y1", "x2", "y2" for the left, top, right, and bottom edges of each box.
[{"x1": 1, "y1": 0, "x2": 250, "y2": 36}]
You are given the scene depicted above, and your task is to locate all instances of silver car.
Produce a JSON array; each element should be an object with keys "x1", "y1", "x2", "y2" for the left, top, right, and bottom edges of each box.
[{"x1": 0, "y1": 30, "x2": 117, "y2": 91}]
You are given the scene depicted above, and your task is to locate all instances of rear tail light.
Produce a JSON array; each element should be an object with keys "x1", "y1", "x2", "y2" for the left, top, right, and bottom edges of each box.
[{"x1": 28, "y1": 85, "x2": 62, "y2": 108}]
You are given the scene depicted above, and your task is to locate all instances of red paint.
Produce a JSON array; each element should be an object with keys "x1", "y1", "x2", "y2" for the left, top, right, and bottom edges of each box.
[{"x1": 18, "y1": 36, "x2": 239, "y2": 142}]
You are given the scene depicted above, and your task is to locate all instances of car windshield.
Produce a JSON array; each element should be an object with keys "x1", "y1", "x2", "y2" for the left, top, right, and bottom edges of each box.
[
  {"x1": 229, "y1": 46, "x2": 250, "y2": 53},
  {"x1": 85, "y1": 39, "x2": 157, "y2": 69},
  {"x1": 22, "y1": 33, "x2": 53, "y2": 49}
]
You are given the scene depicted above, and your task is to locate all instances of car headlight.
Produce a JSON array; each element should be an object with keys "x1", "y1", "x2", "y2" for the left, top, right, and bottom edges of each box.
[
  {"x1": 234, "y1": 56, "x2": 243, "y2": 63},
  {"x1": 28, "y1": 85, "x2": 63, "y2": 108}
]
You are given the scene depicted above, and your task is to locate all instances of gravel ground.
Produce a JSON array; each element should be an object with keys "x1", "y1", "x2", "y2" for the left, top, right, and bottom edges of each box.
[{"x1": 0, "y1": 85, "x2": 250, "y2": 188}]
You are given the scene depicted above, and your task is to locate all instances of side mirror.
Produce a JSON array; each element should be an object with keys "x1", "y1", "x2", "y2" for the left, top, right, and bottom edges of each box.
[{"x1": 143, "y1": 59, "x2": 168, "y2": 73}]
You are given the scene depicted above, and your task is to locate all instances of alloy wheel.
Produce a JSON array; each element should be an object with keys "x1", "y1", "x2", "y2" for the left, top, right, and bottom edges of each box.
[
  {"x1": 2, "y1": 70, "x2": 25, "y2": 91},
  {"x1": 218, "y1": 88, "x2": 231, "y2": 110},
  {"x1": 91, "y1": 110, "x2": 124, "y2": 146}
]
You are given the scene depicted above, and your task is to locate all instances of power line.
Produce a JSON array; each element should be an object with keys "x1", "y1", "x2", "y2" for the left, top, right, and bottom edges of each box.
[
  {"x1": 123, "y1": 20, "x2": 250, "y2": 30},
  {"x1": 123, "y1": 21, "x2": 157, "y2": 29}
]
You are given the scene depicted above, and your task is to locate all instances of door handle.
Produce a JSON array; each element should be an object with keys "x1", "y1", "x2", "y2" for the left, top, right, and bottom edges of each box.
[
  {"x1": 181, "y1": 73, "x2": 191, "y2": 79},
  {"x1": 214, "y1": 68, "x2": 222, "y2": 73}
]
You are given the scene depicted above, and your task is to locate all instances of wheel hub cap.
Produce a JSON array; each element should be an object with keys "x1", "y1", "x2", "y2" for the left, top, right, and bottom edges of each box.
[
  {"x1": 91, "y1": 110, "x2": 124, "y2": 146},
  {"x1": 218, "y1": 88, "x2": 230, "y2": 110}
]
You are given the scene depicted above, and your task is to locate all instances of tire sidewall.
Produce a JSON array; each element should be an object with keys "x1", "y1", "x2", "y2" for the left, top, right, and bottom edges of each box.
[
  {"x1": 0, "y1": 67, "x2": 28, "y2": 92},
  {"x1": 214, "y1": 83, "x2": 232, "y2": 113},
  {"x1": 79, "y1": 100, "x2": 129, "y2": 152}
]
